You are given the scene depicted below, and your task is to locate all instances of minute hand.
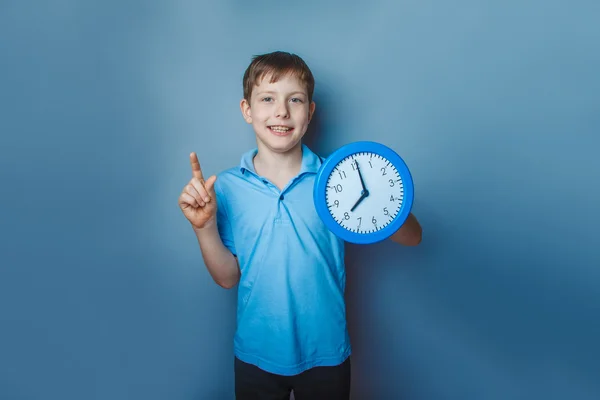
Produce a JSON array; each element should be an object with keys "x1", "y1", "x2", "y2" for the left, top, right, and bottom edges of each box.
[
  {"x1": 356, "y1": 160, "x2": 367, "y2": 191},
  {"x1": 350, "y1": 161, "x2": 369, "y2": 212}
]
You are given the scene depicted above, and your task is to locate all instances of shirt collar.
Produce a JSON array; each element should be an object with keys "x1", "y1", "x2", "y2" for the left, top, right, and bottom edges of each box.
[{"x1": 239, "y1": 144, "x2": 322, "y2": 176}]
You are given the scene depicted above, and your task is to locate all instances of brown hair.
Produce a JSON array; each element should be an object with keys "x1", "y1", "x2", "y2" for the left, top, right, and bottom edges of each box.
[{"x1": 242, "y1": 51, "x2": 315, "y2": 103}]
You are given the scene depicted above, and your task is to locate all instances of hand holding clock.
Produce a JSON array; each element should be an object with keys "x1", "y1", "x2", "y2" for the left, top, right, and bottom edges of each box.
[{"x1": 314, "y1": 141, "x2": 416, "y2": 244}]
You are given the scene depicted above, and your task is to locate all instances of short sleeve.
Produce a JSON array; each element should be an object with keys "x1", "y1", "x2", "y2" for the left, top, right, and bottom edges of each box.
[{"x1": 214, "y1": 179, "x2": 237, "y2": 256}]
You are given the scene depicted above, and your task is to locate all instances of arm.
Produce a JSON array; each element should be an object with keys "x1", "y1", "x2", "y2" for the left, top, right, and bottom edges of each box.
[
  {"x1": 194, "y1": 222, "x2": 241, "y2": 289},
  {"x1": 179, "y1": 152, "x2": 240, "y2": 289},
  {"x1": 390, "y1": 212, "x2": 422, "y2": 246}
]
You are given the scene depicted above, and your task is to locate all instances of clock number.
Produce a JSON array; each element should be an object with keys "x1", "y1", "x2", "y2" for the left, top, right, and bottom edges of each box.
[
  {"x1": 333, "y1": 200, "x2": 339, "y2": 208},
  {"x1": 351, "y1": 161, "x2": 357, "y2": 171},
  {"x1": 372, "y1": 216, "x2": 377, "y2": 225},
  {"x1": 389, "y1": 179, "x2": 395, "y2": 187},
  {"x1": 381, "y1": 167, "x2": 387, "y2": 176},
  {"x1": 344, "y1": 212, "x2": 350, "y2": 220},
  {"x1": 368, "y1": 161, "x2": 373, "y2": 168},
  {"x1": 357, "y1": 217, "x2": 362, "y2": 229},
  {"x1": 334, "y1": 184, "x2": 343, "y2": 193},
  {"x1": 383, "y1": 207, "x2": 389, "y2": 216},
  {"x1": 390, "y1": 195, "x2": 395, "y2": 202},
  {"x1": 338, "y1": 170, "x2": 346, "y2": 180}
]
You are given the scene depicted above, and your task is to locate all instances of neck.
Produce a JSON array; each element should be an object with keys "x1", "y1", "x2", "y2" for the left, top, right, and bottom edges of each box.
[{"x1": 253, "y1": 142, "x2": 303, "y2": 177}]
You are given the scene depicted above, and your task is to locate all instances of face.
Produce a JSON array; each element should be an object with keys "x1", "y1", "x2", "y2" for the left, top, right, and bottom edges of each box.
[{"x1": 240, "y1": 73, "x2": 316, "y2": 154}]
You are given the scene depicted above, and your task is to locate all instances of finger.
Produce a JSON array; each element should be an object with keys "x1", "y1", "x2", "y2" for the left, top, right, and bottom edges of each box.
[
  {"x1": 186, "y1": 183, "x2": 205, "y2": 206},
  {"x1": 190, "y1": 178, "x2": 210, "y2": 204},
  {"x1": 204, "y1": 175, "x2": 217, "y2": 199},
  {"x1": 190, "y1": 152, "x2": 204, "y2": 180},
  {"x1": 180, "y1": 192, "x2": 200, "y2": 208},
  {"x1": 180, "y1": 191, "x2": 199, "y2": 208}
]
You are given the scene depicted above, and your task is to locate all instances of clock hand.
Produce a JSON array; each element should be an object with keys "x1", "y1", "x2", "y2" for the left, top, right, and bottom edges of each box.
[
  {"x1": 350, "y1": 160, "x2": 370, "y2": 212},
  {"x1": 350, "y1": 189, "x2": 369, "y2": 212},
  {"x1": 355, "y1": 160, "x2": 367, "y2": 191}
]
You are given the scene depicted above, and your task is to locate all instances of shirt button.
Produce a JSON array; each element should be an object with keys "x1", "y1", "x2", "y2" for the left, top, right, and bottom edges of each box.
[{"x1": 279, "y1": 195, "x2": 284, "y2": 201}]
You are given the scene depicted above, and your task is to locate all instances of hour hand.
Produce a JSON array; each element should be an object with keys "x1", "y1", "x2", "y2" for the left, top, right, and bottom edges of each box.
[{"x1": 350, "y1": 190, "x2": 368, "y2": 212}]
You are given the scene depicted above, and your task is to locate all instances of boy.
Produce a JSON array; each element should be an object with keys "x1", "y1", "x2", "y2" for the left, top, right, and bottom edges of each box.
[{"x1": 178, "y1": 51, "x2": 422, "y2": 399}]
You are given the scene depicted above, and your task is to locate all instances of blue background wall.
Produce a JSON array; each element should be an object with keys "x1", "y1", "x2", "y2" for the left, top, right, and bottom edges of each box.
[{"x1": 2, "y1": 1, "x2": 599, "y2": 399}]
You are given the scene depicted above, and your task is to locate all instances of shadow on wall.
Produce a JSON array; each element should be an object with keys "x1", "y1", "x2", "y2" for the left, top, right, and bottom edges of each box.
[
  {"x1": 342, "y1": 198, "x2": 599, "y2": 399},
  {"x1": 304, "y1": 95, "x2": 326, "y2": 153},
  {"x1": 343, "y1": 226, "x2": 429, "y2": 399},
  {"x1": 303, "y1": 88, "x2": 344, "y2": 158}
]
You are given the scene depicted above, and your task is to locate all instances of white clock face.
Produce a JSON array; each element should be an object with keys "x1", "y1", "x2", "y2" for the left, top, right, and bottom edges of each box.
[{"x1": 325, "y1": 152, "x2": 404, "y2": 234}]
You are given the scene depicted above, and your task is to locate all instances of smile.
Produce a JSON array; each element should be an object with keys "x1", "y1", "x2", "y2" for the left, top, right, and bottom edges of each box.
[{"x1": 268, "y1": 126, "x2": 294, "y2": 135}]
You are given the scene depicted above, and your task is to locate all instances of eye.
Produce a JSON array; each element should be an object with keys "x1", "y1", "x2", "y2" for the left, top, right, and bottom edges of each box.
[
  {"x1": 290, "y1": 98, "x2": 304, "y2": 103},
  {"x1": 261, "y1": 97, "x2": 273, "y2": 102}
]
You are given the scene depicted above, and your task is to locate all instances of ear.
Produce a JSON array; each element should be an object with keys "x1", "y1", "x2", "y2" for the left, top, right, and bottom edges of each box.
[
  {"x1": 240, "y1": 99, "x2": 252, "y2": 124},
  {"x1": 308, "y1": 101, "x2": 316, "y2": 123}
]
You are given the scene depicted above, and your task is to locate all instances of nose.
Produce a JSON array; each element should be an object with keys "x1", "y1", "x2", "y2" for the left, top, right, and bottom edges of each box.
[{"x1": 275, "y1": 101, "x2": 289, "y2": 118}]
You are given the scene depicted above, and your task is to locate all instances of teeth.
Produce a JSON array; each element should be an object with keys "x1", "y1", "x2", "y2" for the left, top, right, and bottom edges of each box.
[{"x1": 270, "y1": 126, "x2": 291, "y2": 132}]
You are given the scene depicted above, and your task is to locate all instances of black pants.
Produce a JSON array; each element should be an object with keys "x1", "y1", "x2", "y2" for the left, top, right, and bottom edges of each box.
[{"x1": 234, "y1": 357, "x2": 351, "y2": 400}]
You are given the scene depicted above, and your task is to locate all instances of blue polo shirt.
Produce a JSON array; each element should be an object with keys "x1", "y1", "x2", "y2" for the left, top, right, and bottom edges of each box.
[{"x1": 213, "y1": 144, "x2": 351, "y2": 376}]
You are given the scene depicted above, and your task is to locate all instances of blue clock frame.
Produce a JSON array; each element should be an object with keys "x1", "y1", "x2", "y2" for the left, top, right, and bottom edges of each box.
[{"x1": 313, "y1": 141, "x2": 414, "y2": 244}]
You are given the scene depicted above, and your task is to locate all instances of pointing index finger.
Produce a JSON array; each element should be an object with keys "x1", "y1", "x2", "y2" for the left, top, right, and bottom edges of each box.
[{"x1": 190, "y1": 152, "x2": 204, "y2": 180}]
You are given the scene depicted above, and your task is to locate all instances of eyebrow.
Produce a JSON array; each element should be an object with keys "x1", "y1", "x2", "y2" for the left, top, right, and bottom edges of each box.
[{"x1": 256, "y1": 91, "x2": 307, "y2": 96}]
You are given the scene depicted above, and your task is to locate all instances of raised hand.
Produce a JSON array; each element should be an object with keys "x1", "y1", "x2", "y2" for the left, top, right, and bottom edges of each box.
[{"x1": 178, "y1": 152, "x2": 218, "y2": 230}]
